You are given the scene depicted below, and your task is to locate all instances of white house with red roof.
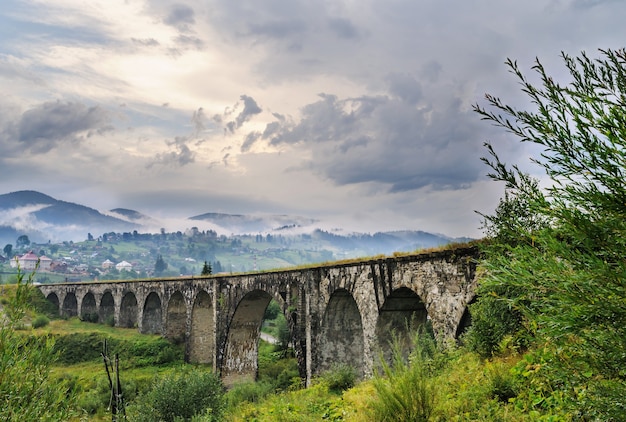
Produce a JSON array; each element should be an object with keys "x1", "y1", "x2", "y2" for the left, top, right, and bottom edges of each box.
[{"x1": 9, "y1": 251, "x2": 52, "y2": 271}]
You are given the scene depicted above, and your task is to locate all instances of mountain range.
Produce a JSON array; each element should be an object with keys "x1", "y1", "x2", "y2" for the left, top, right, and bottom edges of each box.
[{"x1": 0, "y1": 190, "x2": 471, "y2": 252}]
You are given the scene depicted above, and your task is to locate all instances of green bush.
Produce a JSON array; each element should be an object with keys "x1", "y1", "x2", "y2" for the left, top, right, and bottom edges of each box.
[
  {"x1": 319, "y1": 364, "x2": 357, "y2": 393},
  {"x1": 105, "y1": 315, "x2": 115, "y2": 326},
  {"x1": 464, "y1": 287, "x2": 528, "y2": 358},
  {"x1": 32, "y1": 314, "x2": 50, "y2": 328},
  {"x1": 263, "y1": 300, "x2": 281, "y2": 320},
  {"x1": 224, "y1": 380, "x2": 276, "y2": 408},
  {"x1": 128, "y1": 367, "x2": 225, "y2": 422}
]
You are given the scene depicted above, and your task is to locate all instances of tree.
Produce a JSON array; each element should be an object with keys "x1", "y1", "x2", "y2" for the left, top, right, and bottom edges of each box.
[
  {"x1": 154, "y1": 255, "x2": 168, "y2": 275},
  {"x1": 16, "y1": 234, "x2": 30, "y2": 249},
  {"x1": 473, "y1": 48, "x2": 626, "y2": 418},
  {"x1": 201, "y1": 261, "x2": 212, "y2": 276},
  {"x1": 3, "y1": 244, "x2": 12, "y2": 258}
]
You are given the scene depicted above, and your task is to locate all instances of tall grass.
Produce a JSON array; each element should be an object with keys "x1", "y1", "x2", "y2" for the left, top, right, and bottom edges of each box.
[{"x1": 369, "y1": 328, "x2": 439, "y2": 421}]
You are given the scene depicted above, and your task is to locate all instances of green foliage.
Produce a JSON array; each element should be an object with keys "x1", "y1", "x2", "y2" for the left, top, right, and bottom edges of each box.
[
  {"x1": 32, "y1": 313, "x2": 50, "y2": 328},
  {"x1": 201, "y1": 260, "x2": 212, "y2": 275},
  {"x1": 474, "y1": 48, "x2": 626, "y2": 418},
  {"x1": 465, "y1": 281, "x2": 529, "y2": 358},
  {"x1": 256, "y1": 338, "x2": 300, "y2": 392},
  {"x1": 80, "y1": 312, "x2": 99, "y2": 323},
  {"x1": 0, "y1": 267, "x2": 78, "y2": 420},
  {"x1": 369, "y1": 329, "x2": 441, "y2": 422},
  {"x1": 127, "y1": 367, "x2": 225, "y2": 422},
  {"x1": 28, "y1": 287, "x2": 59, "y2": 318},
  {"x1": 154, "y1": 254, "x2": 168, "y2": 275},
  {"x1": 319, "y1": 364, "x2": 357, "y2": 393},
  {"x1": 225, "y1": 380, "x2": 276, "y2": 408},
  {"x1": 51, "y1": 332, "x2": 183, "y2": 366},
  {"x1": 263, "y1": 299, "x2": 281, "y2": 320}
]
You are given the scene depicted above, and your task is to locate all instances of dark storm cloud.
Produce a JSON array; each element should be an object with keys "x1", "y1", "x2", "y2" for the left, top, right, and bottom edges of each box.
[
  {"x1": 2, "y1": 101, "x2": 113, "y2": 154},
  {"x1": 385, "y1": 73, "x2": 422, "y2": 105},
  {"x1": 246, "y1": 89, "x2": 485, "y2": 192}
]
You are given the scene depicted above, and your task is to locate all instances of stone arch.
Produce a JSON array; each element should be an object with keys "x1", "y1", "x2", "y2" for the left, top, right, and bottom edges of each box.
[
  {"x1": 375, "y1": 287, "x2": 429, "y2": 366},
  {"x1": 189, "y1": 290, "x2": 214, "y2": 365},
  {"x1": 221, "y1": 289, "x2": 273, "y2": 387},
  {"x1": 120, "y1": 292, "x2": 138, "y2": 328},
  {"x1": 318, "y1": 288, "x2": 364, "y2": 377},
  {"x1": 165, "y1": 291, "x2": 187, "y2": 343},
  {"x1": 455, "y1": 296, "x2": 476, "y2": 340},
  {"x1": 46, "y1": 292, "x2": 60, "y2": 316},
  {"x1": 142, "y1": 292, "x2": 163, "y2": 334},
  {"x1": 81, "y1": 292, "x2": 97, "y2": 321},
  {"x1": 99, "y1": 291, "x2": 115, "y2": 324},
  {"x1": 62, "y1": 292, "x2": 78, "y2": 317}
]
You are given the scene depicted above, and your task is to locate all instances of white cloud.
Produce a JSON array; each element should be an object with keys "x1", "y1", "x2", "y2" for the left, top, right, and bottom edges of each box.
[{"x1": 0, "y1": 0, "x2": 625, "y2": 238}]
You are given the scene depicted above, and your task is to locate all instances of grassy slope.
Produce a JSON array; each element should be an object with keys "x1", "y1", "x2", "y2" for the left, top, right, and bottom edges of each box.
[{"x1": 18, "y1": 313, "x2": 534, "y2": 421}]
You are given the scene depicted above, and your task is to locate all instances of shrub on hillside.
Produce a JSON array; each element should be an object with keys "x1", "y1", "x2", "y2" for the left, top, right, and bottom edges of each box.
[
  {"x1": 52, "y1": 333, "x2": 183, "y2": 366},
  {"x1": 80, "y1": 312, "x2": 99, "y2": 323},
  {"x1": 128, "y1": 367, "x2": 225, "y2": 422},
  {"x1": 319, "y1": 364, "x2": 357, "y2": 393},
  {"x1": 32, "y1": 314, "x2": 50, "y2": 328}
]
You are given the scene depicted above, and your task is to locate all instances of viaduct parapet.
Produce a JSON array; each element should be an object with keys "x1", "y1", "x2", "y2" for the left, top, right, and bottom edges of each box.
[{"x1": 38, "y1": 246, "x2": 480, "y2": 386}]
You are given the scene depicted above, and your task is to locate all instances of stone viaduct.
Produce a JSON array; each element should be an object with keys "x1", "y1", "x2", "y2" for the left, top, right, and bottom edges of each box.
[{"x1": 38, "y1": 245, "x2": 480, "y2": 386}]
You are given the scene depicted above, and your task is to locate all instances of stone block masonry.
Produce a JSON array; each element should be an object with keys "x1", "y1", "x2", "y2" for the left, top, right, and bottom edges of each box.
[{"x1": 39, "y1": 245, "x2": 479, "y2": 386}]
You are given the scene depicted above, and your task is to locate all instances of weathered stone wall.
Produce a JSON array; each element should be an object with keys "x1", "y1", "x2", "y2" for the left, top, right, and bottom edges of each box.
[{"x1": 38, "y1": 245, "x2": 479, "y2": 386}]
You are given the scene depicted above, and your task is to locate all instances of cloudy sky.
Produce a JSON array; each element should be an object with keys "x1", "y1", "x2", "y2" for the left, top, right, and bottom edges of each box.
[{"x1": 1, "y1": 0, "x2": 625, "y2": 238}]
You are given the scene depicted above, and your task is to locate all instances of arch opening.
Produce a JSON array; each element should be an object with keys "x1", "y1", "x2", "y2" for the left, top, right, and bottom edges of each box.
[
  {"x1": 120, "y1": 292, "x2": 138, "y2": 328},
  {"x1": 455, "y1": 296, "x2": 477, "y2": 341},
  {"x1": 318, "y1": 288, "x2": 364, "y2": 377},
  {"x1": 189, "y1": 290, "x2": 214, "y2": 365},
  {"x1": 45, "y1": 292, "x2": 60, "y2": 316},
  {"x1": 375, "y1": 287, "x2": 429, "y2": 366},
  {"x1": 81, "y1": 292, "x2": 97, "y2": 322},
  {"x1": 221, "y1": 290, "x2": 272, "y2": 387},
  {"x1": 62, "y1": 292, "x2": 78, "y2": 317},
  {"x1": 99, "y1": 291, "x2": 115, "y2": 325},
  {"x1": 142, "y1": 292, "x2": 163, "y2": 334},
  {"x1": 165, "y1": 291, "x2": 186, "y2": 344}
]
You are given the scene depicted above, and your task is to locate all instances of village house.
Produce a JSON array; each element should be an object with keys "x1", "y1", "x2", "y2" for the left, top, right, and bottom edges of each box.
[
  {"x1": 115, "y1": 260, "x2": 133, "y2": 271},
  {"x1": 102, "y1": 259, "x2": 115, "y2": 269},
  {"x1": 9, "y1": 251, "x2": 52, "y2": 271}
]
